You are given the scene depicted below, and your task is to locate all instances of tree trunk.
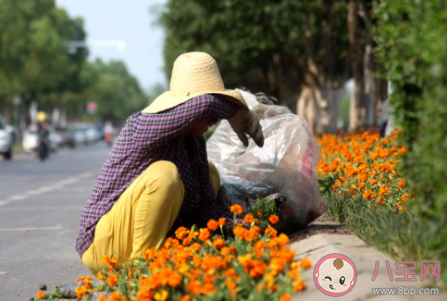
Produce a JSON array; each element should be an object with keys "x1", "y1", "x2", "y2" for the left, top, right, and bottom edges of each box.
[
  {"x1": 348, "y1": 0, "x2": 366, "y2": 131},
  {"x1": 363, "y1": 42, "x2": 374, "y2": 126},
  {"x1": 373, "y1": 74, "x2": 389, "y2": 125},
  {"x1": 297, "y1": 85, "x2": 339, "y2": 135}
]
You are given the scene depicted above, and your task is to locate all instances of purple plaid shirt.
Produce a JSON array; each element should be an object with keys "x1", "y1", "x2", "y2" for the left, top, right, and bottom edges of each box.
[{"x1": 76, "y1": 94, "x2": 239, "y2": 257}]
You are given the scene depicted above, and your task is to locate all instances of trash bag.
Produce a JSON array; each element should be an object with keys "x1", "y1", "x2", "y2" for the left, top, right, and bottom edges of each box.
[{"x1": 207, "y1": 89, "x2": 327, "y2": 230}]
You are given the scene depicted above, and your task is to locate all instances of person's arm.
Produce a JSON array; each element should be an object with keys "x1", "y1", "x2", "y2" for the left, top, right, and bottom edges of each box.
[{"x1": 133, "y1": 94, "x2": 239, "y2": 152}]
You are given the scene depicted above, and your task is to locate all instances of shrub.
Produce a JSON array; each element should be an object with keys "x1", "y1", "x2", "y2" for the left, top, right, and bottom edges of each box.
[{"x1": 374, "y1": 0, "x2": 447, "y2": 284}]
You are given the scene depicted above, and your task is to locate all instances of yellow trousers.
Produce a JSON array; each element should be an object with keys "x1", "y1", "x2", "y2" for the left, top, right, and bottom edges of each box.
[{"x1": 81, "y1": 160, "x2": 220, "y2": 274}]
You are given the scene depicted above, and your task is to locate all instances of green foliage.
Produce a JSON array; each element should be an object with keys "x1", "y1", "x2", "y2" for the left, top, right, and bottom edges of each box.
[
  {"x1": 41, "y1": 285, "x2": 64, "y2": 300},
  {"x1": 82, "y1": 59, "x2": 149, "y2": 123},
  {"x1": 0, "y1": 0, "x2": 88, "y2": 100},
  {"x1": 375, "y1": 0, "x2": 447, "y2": 284},
  {"x1": 324, "y1": 193, "x2": 441, "y2": 269},
  {"x1": 248, "y1": 196, "x2": 278, "y2": 231},
  {"x1": 158, "y1": 0, "x2": 349, "y2": 101},
  {"x1": 0, "y1": 0, "x2": 148, "y2": 124}
]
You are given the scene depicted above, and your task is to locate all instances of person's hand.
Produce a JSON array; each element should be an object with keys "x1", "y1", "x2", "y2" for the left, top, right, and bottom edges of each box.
[{"x1": 228, "y1": 108, "x2": 264, "y2": 147}]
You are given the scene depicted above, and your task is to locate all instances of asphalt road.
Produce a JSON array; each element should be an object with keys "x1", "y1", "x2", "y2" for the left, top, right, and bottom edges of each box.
[{"x1": 0, "y1": 143, "x2": 110, "y2": 301}]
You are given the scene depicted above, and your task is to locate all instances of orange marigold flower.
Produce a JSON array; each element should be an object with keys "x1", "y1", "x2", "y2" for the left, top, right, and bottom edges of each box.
[
  {"x1": 277, "y1": 233, "x2": 290, "y2": 245},
  {"x1": 180, "y1": 295, "x2": 192, "y2": 301},
  {"x1": 107, "y1": 274, "x2": 118, "y2": 287},
  {"x1": 401, "y1": 193, "x2": 408, "y2": 202},
  {"x1": 207, "y1": 219, "x2": 219, "y2": 231},
  {"x1": 102, "y1": 255, "x2": 117, "y2": 268},
  {"x1": 268, "y1": 215, "x2": 280, "y2": 225},
  {"x1": 37, "y1": 291, "x2": 45, "y2": 299},
  {"x1": 218, "y1": 217, "x2": 226, "y2": 226},
  {"x1": 221, "y1": 246, "x2": 237, "y2": 255},
  {"x1": 143, "y1": 248, "x2": 157, "y2": 260},
  {"x1": 198, "y1": 228, "x2": 210, "y2": 241},
  {"x1": 247, "y1": 225, "x2": 261, "y2": 242},
  {"x1": 187, "y1": 280, "x2": 203, "y2": 295},
  {"x1": 76, "y1": 276, "x2": 85, "y2": 282},
  {"x1": 168, "y1": 272, "x2": 182, "y2": 288},
  {"x1": 213, "y1": 238, "x2": 225, "y2": 249},
  {"x1": 397, "y1": 179, "x2": 405, "y2": 188},
  {"x1": 378, "y1": 187, "x2": 388, "y2": 197},
  {"x1": 370, "y1": 179, "x2": 378, "y2": 186},
  {"x1": 363, "y1": 189, "x2": 374, "y2": 200},
  {"x1": 175, "y1": 227, "x2": 189, "y2": 240},
  {"x1": 203, "y1": 283, "x2": 217, "y2": 295},
  {"x1": 357, "y1": 183, "x2": 366, "y2": 191},
  {"x1": 357, "y1": 173, "x2": 368, "y2": 181},
  {"x1": 230, "y1": 204, "x2": 244, "y2": 215},
  {"x1": 279, "y1": 294, "x2": 292, "y2": 301},
  {"x1": 293, "y1": 278, "x2": 306, "y2": 291},
  {"x1": 154, "y1": 289, "x2": 168, "y2": 301},
  {"x1": 233, "y1": 225, "x2": 248, "y2": 240},
  {"x1": 84, "y1": 275, "x2": 93, "y2": 289},
  {"x1": 110, "y1": 291, "x2": 123, "y2": 301},
  {"x1": 182, "y1": 232, "x2": 194, "y2": 246},
  {"x1": 244, "y1": 214, "x2": 254, "y2": 224},
  {"x1": 190, "y1": 243, "x2": 202, "y2": 252},
  {"x1": 97, "y1": 271, "x2": 107, "y2": 280},
  {"x1": 98, "y1": 295, "x2": 108, "y2": 301},
  {"x1": 249, "y1": 260, "x2": 268, "y2": 278},
  {"x1": 265, "y1": 227, "x2": 277, "y2": 238},
  {"x1": 137, "y1": 287, "x2": 153, "y2": 301},
  {"x1": 76, "y1": 286, "x2": 88, "y2": 299},
  {"x1": 226, "y1": 278, "x2": 237, "y2": 296},
  {"x1": 257, "y1": 209, "x2": 263, "y2": 216},
  {"x1": 299, "y1": 257, "x2": 312, "y2": 269}
]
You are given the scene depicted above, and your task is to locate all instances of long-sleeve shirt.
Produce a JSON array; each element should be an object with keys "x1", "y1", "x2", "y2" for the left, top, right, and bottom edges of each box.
[{"x1": 76, "y1": 94, "x2": 240, "y2": 257}]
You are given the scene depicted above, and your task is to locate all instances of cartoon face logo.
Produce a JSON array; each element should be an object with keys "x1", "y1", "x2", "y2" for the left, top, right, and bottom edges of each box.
[{"x1": 314, "y1": 254, "x2": 357, "y2": 296}]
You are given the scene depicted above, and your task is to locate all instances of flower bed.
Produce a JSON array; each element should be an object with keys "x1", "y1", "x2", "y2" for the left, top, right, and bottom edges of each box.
[
  {"x1": 317, "y1": 131, "x2": 411, "y2": 213},
  {"x1": 37, "y1": 205, "x2": 311, "y2": 301}
]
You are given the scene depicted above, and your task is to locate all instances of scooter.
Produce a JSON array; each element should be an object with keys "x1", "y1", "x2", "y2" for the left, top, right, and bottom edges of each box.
[
  {"x1": 104, "y1": 133, "x2": 113, "y2": 146},
  {"x1": 37, "y1": 136, "x2": 49, "y2": 162}
]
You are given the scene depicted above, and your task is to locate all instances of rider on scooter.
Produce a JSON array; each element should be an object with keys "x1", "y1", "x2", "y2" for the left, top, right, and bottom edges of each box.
[{"x1": 37, "y1": 112, "x2": 50, "y2": 161}]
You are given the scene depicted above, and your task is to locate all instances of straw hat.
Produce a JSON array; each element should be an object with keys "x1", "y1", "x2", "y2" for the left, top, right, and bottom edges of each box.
[
  {"x1": 142, "y1": 52, "x2": 248, "y2": 114},
  {"x1": 37, "y1": 111, "x2": 47, "y2": 122}
]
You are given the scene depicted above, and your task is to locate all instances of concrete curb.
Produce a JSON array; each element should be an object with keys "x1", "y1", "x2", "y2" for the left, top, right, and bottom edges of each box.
[{"x1": 289, "y1": 234, "x2": 446, "y2": 300}]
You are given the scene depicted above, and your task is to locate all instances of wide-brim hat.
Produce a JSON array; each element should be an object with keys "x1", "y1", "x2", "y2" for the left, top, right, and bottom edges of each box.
[{"x1": 142, "y1": 52, "x2": 247, "y2": 114}]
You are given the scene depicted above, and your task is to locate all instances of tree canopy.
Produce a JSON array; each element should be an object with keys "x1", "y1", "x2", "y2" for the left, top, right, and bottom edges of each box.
[{"x1": 0, "y1": 0, "x2": 148, "y2": 124}]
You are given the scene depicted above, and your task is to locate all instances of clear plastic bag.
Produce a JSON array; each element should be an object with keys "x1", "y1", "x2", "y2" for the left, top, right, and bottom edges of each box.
[{"x1": 207, "y1": 89, "x2": 327, "y2": 229}]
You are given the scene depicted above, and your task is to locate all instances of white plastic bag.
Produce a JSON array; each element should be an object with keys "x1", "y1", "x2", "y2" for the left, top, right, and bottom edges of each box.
[{"x1": 207, "y1": 90, "x2": 327, "y2": 229}]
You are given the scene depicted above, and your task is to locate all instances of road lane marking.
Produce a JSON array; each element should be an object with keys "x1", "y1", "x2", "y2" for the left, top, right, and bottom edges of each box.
[
  {"x1": 0, "y1": 272, "x2": 7, "y2": 275},
  {"x1": 0, "y1": 171, "x2": 94, "y2": 207},
  {"x1": 0, "y1": 225, "x2": 63, "y2": 231}
]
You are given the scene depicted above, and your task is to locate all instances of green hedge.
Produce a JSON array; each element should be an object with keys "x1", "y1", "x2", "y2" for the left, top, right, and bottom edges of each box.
[{"x1": 375, "y1": 0, "x2": 447, "y2": 285}]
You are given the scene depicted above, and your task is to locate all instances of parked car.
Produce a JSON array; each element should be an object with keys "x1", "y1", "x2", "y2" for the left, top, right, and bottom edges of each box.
[
  {"x1": 85, "y1": 123, "x2": 101, "y2": 144},
  {"x1": 69, "y1": 124, "x2": 88, "y2": 145},
  {"x1": 22, "y1": 124, "x2": 60, "y2": 153},
  {"x1": 55, "y1": 126, "x2": 76, "y2": 148},
  {"x1": 95, "y1": 123, "x2": 105, "y2": 140},
  {"x1": 0, "y1": 118, "x2": 14, "y2": 160}
]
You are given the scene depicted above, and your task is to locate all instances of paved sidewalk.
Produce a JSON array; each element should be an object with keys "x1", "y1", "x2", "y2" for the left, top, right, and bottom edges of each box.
[{"x1": 289, "y1": 234, "x2": 446, "y2": 300}]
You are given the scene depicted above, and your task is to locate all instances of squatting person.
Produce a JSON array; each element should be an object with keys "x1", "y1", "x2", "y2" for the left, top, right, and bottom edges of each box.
[{"x1": 76, "y1": 52, "x2": 264, "y2": 273}]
